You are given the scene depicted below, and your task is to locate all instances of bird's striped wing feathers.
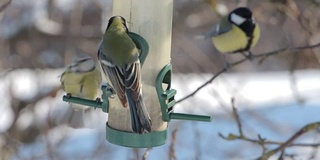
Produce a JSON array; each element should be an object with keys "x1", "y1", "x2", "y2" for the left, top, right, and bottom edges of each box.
[
  {"x1": 124, "y1": 61, "x2": 141, "y2": 101},
  {"x1": 98, "y1": 50, "x2": 128, "y2": 107}
]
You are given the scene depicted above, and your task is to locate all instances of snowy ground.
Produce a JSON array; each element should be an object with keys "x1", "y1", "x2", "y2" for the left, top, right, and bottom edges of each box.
[{"x1": 1, "y1": 69, "x2": 320, "y2": 159}]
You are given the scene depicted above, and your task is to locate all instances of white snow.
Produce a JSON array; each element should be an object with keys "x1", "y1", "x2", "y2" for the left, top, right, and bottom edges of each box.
[{"x1": 0, "y1": 69, "x2": 319, "y2": 159}]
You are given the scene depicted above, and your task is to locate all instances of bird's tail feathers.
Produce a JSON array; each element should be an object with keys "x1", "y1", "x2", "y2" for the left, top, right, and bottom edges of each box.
[{"x1": 127, "y1": 90, "x2": 152, "y2": 134}]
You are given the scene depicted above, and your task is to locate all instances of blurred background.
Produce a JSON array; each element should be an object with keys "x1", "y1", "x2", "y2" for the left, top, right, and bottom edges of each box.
[{"x1": 1, "y1": 0, "x2": 320, "y2": 159}]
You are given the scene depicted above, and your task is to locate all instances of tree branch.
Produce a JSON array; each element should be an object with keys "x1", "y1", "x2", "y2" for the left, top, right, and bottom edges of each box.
[
  {"x1": 258, "y1": 122, "x2": 320, "y2": 160},
  {"x1": 218, "y1": 99, "x2": 320, "y2": 159},
  {"x1": 176, "y1": 42, "x2": 320, "y2": 104},
  {"x1": 169, "y1": 129, "x2": 178, "y2": 160},
  {"x1": 142, "y1": 148, "x2": 152, "y2": 160},
  {"x1": 231, "y1": 98, "x2": 243, "y2": 136},
  {"x1": 0, "y1": 0, "x2": 11, "y2": 13}
]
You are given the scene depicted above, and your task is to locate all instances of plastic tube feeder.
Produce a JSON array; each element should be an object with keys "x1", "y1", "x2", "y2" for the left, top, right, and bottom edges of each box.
[{"x1": 62, "y1": 0, "x2": 212, "y2": 148}]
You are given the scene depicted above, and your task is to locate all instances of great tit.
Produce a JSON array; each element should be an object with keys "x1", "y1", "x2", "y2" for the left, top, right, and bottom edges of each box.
[
  {"x1": 60, "y1": 57, "x2": 102, "y2": 128},
  {"x1": 98, "y1": 16, "x2": 152, "y2": 134},
  {"x1": 205, "y1": 7, "x2": 260, "y2": 57}
]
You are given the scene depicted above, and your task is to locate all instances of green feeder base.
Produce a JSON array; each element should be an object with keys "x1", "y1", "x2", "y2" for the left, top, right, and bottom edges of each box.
[{"x1": 106, "y1": 123, "x2": 168, "y2": 148}]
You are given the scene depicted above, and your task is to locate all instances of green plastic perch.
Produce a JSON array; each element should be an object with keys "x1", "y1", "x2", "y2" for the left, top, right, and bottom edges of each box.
[
  {"x1": 62, "y1": 85, "x2": 112, "y2": 113},
  {"x1": 62, "y1": 32, "x2": 212, "y2": 148},
  {"x1": 155, "y1": 63, "x2": 212, "y2": 122}
]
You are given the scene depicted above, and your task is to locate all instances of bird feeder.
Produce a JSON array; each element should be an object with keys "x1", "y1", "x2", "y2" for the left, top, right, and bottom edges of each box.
[{"x1": 62, "y1": 0, "x2": 212, "y2": 148}]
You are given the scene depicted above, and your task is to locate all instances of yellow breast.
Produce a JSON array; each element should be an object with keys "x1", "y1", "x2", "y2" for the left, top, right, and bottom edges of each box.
[
  {"x1": 61, "y1": 67, "x2": 102, "y2": 100},
  {"x1": 212, "y1": 24, "x2": 260, "y2": 53}
]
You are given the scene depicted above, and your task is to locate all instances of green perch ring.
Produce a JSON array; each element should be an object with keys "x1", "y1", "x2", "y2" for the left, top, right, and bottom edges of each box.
[{"x1": 62, "y1": 32, "x2": 212, "y2": 148}]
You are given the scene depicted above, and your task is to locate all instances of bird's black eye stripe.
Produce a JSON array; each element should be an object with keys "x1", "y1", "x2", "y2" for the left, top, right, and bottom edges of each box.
[
  {"x1": 119, "y1": 16, "x2": 129, "y2": 32},
  {"x1": 106, "y1": 17, "x2": 115, "y2": 30},
  {"x1": 120, "y1": 16, "x2": 127, "y2": 26}
]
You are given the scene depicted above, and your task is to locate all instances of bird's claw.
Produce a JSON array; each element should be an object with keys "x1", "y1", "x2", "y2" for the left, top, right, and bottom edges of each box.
[
  {"x1": 106, "y1": 86, "x2": 116, "y2": 99},
  {"x1": 224, "y1": 61, "x2": 232, "y2": 69},
  {"x1": 242, "y1": 51, "x2": 253, "y2": 61},
  {"x1": 95, "y1": 98, "x2": 101, "y2": 103},
  {"x1": 223, "y1": 54, "x2": 231, "y2": 69},
  {"x1": 66, "y1": 93, "x2": 72, "y2": 98},
  {"x1": 94, "y1": 98, "x2": 101, "y2": 109}
]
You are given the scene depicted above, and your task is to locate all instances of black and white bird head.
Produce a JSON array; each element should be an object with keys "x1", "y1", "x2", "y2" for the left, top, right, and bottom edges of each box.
[{"x1": 228, "y1": 7, "x2": 256, "y2": 35}]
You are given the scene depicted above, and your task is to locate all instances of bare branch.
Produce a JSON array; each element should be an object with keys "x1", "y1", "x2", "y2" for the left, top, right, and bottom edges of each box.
[
  {"x1": 258, "y1": 122, "x2": 320, "y2": 159},
  {"x1": 231, "y1": 98, "x2": 243, "y2": 136},
  {"x1": 176, "y1": 68, "x2": 227, "y2": 103},
  {"x1": 176, "y1": 42, "x2": 320, "y2": 104},
  {"x1": 169, "y1": 129, "x2": 178, "y2": 160},
  {"x1": 0, "y1": 0, "x2": 11, "y2": 13},
  {"x1": 142, "y1": 148, "x2": 152, "y2": 160},
  {"x1": 218, "y1": 101, "x2": 320, "y2": 159},
  {"x1": 219, "y1": 132, "x2": 320, "y2": 147}
]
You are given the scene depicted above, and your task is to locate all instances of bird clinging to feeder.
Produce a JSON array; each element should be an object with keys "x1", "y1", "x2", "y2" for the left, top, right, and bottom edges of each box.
[
  {"x1": 60, "y1": 57, "x2": 102, "y2": 128},
  {"x1": 98, "y1": 16, "x2": 152, "y2": 134}
]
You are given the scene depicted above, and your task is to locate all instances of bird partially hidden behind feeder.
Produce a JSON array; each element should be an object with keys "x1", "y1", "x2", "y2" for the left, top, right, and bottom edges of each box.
[
  {"x1": 196, "y1": 7, "x2": 260, "y2": 64},
  {"x1": 59, "y1": 56, "x2": 102, "y2": 128},
  {"x1": 98, "y1": 16, "x2": 152, "y2": 134}
]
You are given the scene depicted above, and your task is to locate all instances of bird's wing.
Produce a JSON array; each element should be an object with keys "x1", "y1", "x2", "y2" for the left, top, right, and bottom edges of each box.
[
  {"x1": 124, "y1": 60, "x2": 141, "y2": 100},
  {"x1": 124, "y1": 60, "x2": 152, "y2": 133},
  {"x1": 98, "y1": 48, "x2": 128, "y2": 108},
  {"x1": 206, "y1": 16, "x2": 233, "y2": 37}
]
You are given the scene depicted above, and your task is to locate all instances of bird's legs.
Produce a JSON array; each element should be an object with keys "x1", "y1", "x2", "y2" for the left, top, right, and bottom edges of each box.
[
  {"x1": 241, "y1": 51, "x2": 253, "y2": 61},
  {"x1": 223, "y1": 54, "x2": 231, "y2": 69},
  {"x1": 106, "y1": 85, "x2": 116, "y2": 99}
]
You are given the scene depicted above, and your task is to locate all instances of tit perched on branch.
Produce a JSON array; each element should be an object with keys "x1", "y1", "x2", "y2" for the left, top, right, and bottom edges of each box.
[
  {"x1": 201, "y1": 7, "x2": 260, "y2": 58},
  {"x1": 60, "y1": 57, "x2": 102, "y2": 128},
  {"x1": 98, "y1": 16, "x2": 152, "y2": 134}
]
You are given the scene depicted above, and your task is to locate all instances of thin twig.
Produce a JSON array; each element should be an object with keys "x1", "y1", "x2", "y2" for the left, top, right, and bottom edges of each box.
[
  {"x1": 176, "y1": 42, "x2": 320, "y2": 104},
  {"x1": 257, "y1": 134, "x2": 268, "y2": 156},
  {"x1": 0, "y1": 0, "x2": 11, "y2": 13},
  {"x1": 169, "y1": 129, "x2": 178, "y2": 160},
  {"x1": 231, "y1": 98, "x2": 243, "y2": 136},
  {"x1": 258, "y1": 122, "x2": 320, "y2": 160},
  {"x1": 193, "y1": 124, "x2": 201, "y2": 160},
  {"x1": 219, "y1": 133, "x2": 320, "y2": 147},
  {"x1": 132, "y1": 148, "x2": 140, "y2": 160},
  {"x1": 142, "y1": 148, "x2": 152, "y2": 160},
  {"x1": 219, "y1": 101, "x2": 320, "y2": 159},
  {"x1": 278, "y1": 149, "x2": 285, "y2": 160},
  {"x1": 176, "y1": 68, "x2": 227, "y2": 103}
]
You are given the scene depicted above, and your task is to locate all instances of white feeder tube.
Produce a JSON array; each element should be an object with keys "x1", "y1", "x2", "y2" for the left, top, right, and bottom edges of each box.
[{"x1": 106, "y1": 0, "x2": 173, "y2": 132}]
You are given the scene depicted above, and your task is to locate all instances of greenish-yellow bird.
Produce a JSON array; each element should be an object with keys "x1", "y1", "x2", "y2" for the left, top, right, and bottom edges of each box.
[
  {"x1": 60, "y1": 57, "x2": 102, "y2": 128},
  {"x1": 205, "y1": 7, "x2": 260, "y2": 57},
  {"x1": 98, "y1": 16, "x2": 152, "y2": 134}
]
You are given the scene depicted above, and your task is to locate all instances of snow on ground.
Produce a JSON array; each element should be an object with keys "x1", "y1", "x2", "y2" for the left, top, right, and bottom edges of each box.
[{"x1": 0, "y1": 69, "x2": 319, "y2": 159}]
